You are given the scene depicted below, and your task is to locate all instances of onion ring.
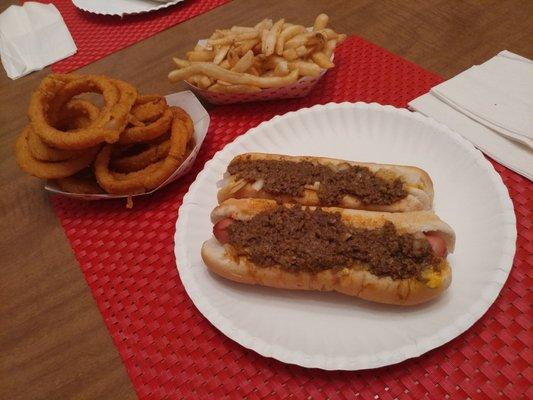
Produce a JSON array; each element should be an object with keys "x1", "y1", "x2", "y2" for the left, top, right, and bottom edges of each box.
[
  {"x1": 27, "y1": 129, "x2": 85, "y2": 162},
  {"x1": 109, "y1": 79, "x2": 138, "y2": 132},
  {"x1": 29, "y1": 75, "x2": 137, "y2": 150},
  {"x1": 16, "y1": 73, "x2": 197, "y2": 197},
  {"x1": 94, "y1": 107, "x2": 194, "y2": 194},
  {"x1": 171, "y1": 106, "x2": 194, "y2": 144},
  {"x1": 131, "y1": 95, "x2": 167, "y2": 123},
  {"x1": 118, "y1": 107, "x2": 174, "y2": 145},
  {"x1": 29, "y1": 75, "x2": 119, "y2": 149},
  {"x1": 54, "y1": 99, "x2": 101, "y2": 130},
  {"x1": 111, "y1": 140, "x2": 171, "y2": 172},
  {"x1": 28, "y1": 100, "x2": 100, "y2": 162},
  {"x1": 128, "y1": 114, "x2": 145, "y2": 127},
  {"x1": 54, "y1": 169, "x2": 104, "y2": 194},
  {"x1": 15, "y1": 127, "x2": 100, "y2": 179}
]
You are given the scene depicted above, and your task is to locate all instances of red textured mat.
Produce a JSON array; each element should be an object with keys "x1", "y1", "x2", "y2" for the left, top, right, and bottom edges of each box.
[
  {"x1": 27, "y1": 0, "x2": 229, "y2": 73},
  {"x1": 52, "y1": 37, "x2": 532, "y2": 399}
]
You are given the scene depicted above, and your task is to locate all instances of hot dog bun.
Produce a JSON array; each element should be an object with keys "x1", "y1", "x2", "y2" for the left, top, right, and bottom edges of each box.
[
  {"x1": 218, "y1": 153, "x2": 434, "y2": 212},
  {"x1": 202, "y1": 199, "x2": 455, "y2": 306}
]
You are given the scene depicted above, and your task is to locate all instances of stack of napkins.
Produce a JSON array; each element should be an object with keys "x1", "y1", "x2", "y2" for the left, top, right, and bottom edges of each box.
[
  {"x1": 409, "y1": 51, "x2": 532, "y2": 180},
  {"x1": 0, "y1": 2, "x2": 76, "y2": 80}
]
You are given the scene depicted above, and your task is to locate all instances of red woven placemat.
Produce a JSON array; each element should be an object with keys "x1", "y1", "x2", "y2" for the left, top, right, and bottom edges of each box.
[
  {"x1": 27, "y1": 0, "x2": 229, "y2": 73},
  {"x1": 52, "y1": 36, "x2": 532, "y2": 399}
]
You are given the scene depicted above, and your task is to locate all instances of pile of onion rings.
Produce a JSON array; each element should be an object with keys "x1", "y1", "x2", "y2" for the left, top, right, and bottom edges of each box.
[{"x1": 15, "y1": 74, "x2": 195, "y2": 200}]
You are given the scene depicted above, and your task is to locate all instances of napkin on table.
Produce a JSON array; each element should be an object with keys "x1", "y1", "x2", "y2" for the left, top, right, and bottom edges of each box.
[
  {"x1": 0, "y1": 2, "x2": 76, "y2": 80},
  {"x1": 409, "y1": 50, "x2": 533, "y2": 181}
]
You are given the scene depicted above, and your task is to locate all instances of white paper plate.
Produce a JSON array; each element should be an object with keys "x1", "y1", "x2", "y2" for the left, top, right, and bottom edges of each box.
[
  {"x1": 72, "y1": 0, "x2": 183, "y2": 17},
  {"x1": 45, "y1": 91, "x2": 209, "y2": 200},
  {"x1": 174, "y1": 102, "x2": 516, "y2": 370}
]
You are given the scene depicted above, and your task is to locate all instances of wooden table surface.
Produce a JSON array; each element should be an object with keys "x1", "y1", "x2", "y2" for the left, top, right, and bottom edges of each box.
[{"x1": 1, "y1": 0, "x2": 531, "y2": 398}]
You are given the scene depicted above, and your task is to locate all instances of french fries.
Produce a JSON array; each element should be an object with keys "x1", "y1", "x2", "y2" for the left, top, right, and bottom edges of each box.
[
  {"x1": 168, "y1": 14, "x2": 346, "y2": 94},
  {"x1": 231, "y1": 50, "x2": 254, "y2": 73},
  {"x1": 186, "y1": 50, "x2": 214, "y2": 62},
  {"x1": 313, "y1": 13, "x2": 329, "y2": 31},
  {"x1": 169, "y1": 63, "x2": 299, "y2": 88},
  {"x1": 276, "y1": 25, "x2": 305, "y2": 55},
  {"x1": 172, "y1": 57, "x2": 190, "y2": 68},
  {"x1": 213, "y1": 45, "x2": 230, "y2": 65},
  {"x1": 289, "y1": 60, "x2": 322, "y2": 77},
  {"x1": 311, "y1": 52, "x2": 335, "y2": 68}
]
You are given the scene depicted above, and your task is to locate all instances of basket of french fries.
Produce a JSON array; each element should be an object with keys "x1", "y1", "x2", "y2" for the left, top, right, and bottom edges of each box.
[{"x1": 168, "y1": 14, "x2": 346, "y2": 105}]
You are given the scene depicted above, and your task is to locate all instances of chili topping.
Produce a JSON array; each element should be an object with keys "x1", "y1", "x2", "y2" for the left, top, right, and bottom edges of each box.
[
  {"x1": 227, "y1": 207, "x2": 439, "y2": 279},
  {"x1": 227, "y1": 158, "x2": 407, "y2": 205}
]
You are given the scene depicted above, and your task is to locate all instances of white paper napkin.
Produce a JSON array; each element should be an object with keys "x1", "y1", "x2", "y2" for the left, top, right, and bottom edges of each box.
[
  {"x1": 409, "y1": 50, "x2": 533, "y2": 181},
  {"x1": 430, "y1": 51, "x2": 533, "y2": 148},
  {"x1": 0, "y1": 2, "x2": 77, "y2": 79}
]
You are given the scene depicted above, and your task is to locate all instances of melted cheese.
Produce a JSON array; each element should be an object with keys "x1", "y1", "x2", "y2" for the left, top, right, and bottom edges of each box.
[{"x1": 420, "y1": 268, "x2": 443, "y2": 288}]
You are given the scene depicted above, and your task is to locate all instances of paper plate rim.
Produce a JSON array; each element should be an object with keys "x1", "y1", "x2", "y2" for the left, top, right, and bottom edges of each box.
[
  {"x1": 72, "y1": 0, "x2": 183, "y2": 17},
  {"x1": 174, "y1": 102, "x2": 516, "y2": 370}
]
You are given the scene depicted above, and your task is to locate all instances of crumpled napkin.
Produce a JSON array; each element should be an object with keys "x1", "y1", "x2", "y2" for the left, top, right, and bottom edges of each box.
[
  {"x1": 409, "y1": 50, "x2": 533, "y2": 181},
  {"x1": 0, "y1": 2, "x2": 77, "y2": 79}
]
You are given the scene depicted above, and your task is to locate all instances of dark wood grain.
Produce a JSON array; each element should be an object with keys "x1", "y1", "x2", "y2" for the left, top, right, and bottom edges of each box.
[{"x1": 1, "y1": 0, "x2": 531, "y2": 398}]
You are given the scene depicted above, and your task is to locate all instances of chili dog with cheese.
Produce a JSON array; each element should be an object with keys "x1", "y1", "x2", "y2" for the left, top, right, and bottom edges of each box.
[
  {"x1": 218, "y1": 153, "x2": 434, "y2": 212},
  {"x1": 201, "y1": 198, "x2": 455, "y2": 305}
]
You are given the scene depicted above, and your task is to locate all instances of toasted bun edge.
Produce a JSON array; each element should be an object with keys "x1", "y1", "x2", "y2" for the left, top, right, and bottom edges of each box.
[{"x1": 201, "y1": 238, "x2": 451, "y2": 306}]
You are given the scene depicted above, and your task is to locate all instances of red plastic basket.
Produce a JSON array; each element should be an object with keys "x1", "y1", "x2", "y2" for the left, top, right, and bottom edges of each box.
[{"x1": 52, "y1": 37, "x2": 532, "y2": 399}]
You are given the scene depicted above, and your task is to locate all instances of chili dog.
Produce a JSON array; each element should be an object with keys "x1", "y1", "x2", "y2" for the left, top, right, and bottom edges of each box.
[
  {"x1": 217, "y1": 153, "x2": 434, "y2": 212},
  {"x1": 201, "y1": 198, "x2": 455, "y2": 305}
]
